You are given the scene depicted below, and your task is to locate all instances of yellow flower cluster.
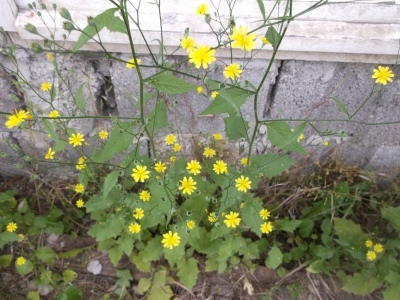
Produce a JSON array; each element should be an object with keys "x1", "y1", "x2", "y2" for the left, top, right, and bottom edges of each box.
[
  {"x1": 5, "y1": 109, "x2": 31, "y2": 129},
  {"x1": 365, "y1": 239, "x2": 384, "y2": 261}
]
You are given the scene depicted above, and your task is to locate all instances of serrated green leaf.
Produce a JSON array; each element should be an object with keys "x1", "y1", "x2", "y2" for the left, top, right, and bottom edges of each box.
[
  {"x1": 334, "y1": 218, "x2": 369, "y2": 247},
  {"x1": 75, "y1": 83, "x2": 86, "y2": 115},
  {"x1": 342, "y1": 271, "x2": 380, "y2": 296},
  {"x1": 224, "y1": 115, "x2": 249, "y2": 141},
  {"x1": 276, "y1": 218, "x2": 302, "y2": 233},
  {"x1": 72, "y1": 8, "x2": 126, "y2": 53},
  {"x1": 26, "y1": 291, "x2": 40, "y2": 300},
  {"x1": 199, "y1": 87, "x2": 251, "y2": 115},
  {"x1": 241, "y1": 197, "x2": 263, "y2": 238},
  {"x1": 130, "y1": 252, "x2": 151, "y2": 272},
  {"x1": 383, "y1": 272, "x2": 400, "y2": 300},
  {"x1": 147, "y1": 75, "x2": 197, "y2": 95},
  {"x1": 266, "y1": 26, "x2": 281, "y2": 50},
  {"x1": 142, "y1": 236, "x2": 163, "y2": 261},
  {"x1": 35, "y1": 247, "x2": 55, "y2": 265},
  {"x1": 63, "y1": 285, "x2": 82, "y2": 300},
  {"x1": 63, "y1": 269, "x2": 78, "y2": 283},
  {"x1": 265, "y1": 246, "x2": 282, "y2": 269},
  {"x1": 0, "y1": 254, "x2": 12, "y2": 268},
  {"x1": 148, "y1": 268, "x2": 173, "y2": 300},
  {"x1": 117, "y1": 234, "x2": 134, "y2": 256},
  {"x1": 299, "y1": 219, "x2": 314, "y2": 238},
  {"x1": 15, "y1": 260, "x2": 33, "y2": 275},
  {"x1": 109, "y1": 245, "x2": 123, "y2": 267},
  {"x1": 306, "y1": 259, "x2": 329, "y2": 274},
  {"x1": 266, "y1": 121, "x2": 306, "y2": 154},
  {"x1": 148, "y1": 100, "x2": 168, "y2": 134},
  {"x1": 103, "y1": 170, "x2": 119, "y2": 201},
  {"x1": 381, "y1": 206, "x2": 400, "y2": 235},
  {"x1": 137, "y1": 278, "x2": 152, "y2": 293},
  {"x1": 88, "y1": 217, "x2": 124, "y2": 242},
  {"x1": 331, "y1": 97, "x2": 349, "y2": 118},
  {"x1": 116, "y1": 268, "x2": 133, "y2": 288},
  {"x1": 250, "y1": 153, "x2": 294, "y2": 179},
  {"x1": 177, "y1": 258, "x2": 199, "y2": 289},
  {"x1": 0, "y1": 231, "x2": 20, "y2": 248},
  {"x1": 85, "y1": 194, "x2": 113, "y2": 212},
  {"x1": 256, "y1": 0, "x2": 266, "y2": 21},
  {"x1": 164, "y1": 242, "x2": 185, "y2": 267}
]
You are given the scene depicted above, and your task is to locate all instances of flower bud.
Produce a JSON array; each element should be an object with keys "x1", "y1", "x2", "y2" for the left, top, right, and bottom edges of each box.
[
  {"x1": 59, "y1": 8, "x2": 72, "y2": 21},
  {"x1": 52, "y1": 4, "x2": 57, "y2": 10},
  {"x1": 87, "y1": 16, "x2": 96, "y2": 27},
  {"x1": 29, "y1": 42, "x2": 43, "y2": 53},
  {"x1": 43, "y1": 39, "x2": 52, "y2": 48},
  {"x1": 37, "y1": 11, "x2": 41, "y2": 17},
  {"x1": 41, "y1": 3, "x2": 46, "y2": 9},
  {"x1": 205, "y1": 14, "x2": 211, "y2": 24},
  {"x1": 24, "y1": 23, "x2": 38, "y2": 35},
  {"x1": 1, "y1": 152, "x2": 8, "y2": 158},
  {"x1": 62, "y1": 21, "x2": 76, "y2": 33}
]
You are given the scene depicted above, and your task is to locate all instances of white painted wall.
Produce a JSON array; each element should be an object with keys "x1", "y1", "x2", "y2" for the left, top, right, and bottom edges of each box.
[{"x1": 3, "y1": 0, "x2": 400, "y2": 63}]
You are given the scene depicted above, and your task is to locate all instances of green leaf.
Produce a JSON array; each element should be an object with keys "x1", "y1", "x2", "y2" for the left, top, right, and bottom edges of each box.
[
  {"x1": 383, "y1": 272, "x2": 400, "y2": 300},
  {"x1": 15, "y1": 260, "x2": 33, "y2": 275},
  {"x1": 266, "y1": 121, "x2": 306, "y2": 154},
  {"x1": 137, "y1": 278, "x2": 152, "y2": 293},
  {"x1": 265, "y1": 246, "x2": 283, "y2": 269},
  {"x1": 275, "y1": 218, "x2": 302, "y2": 233},
  {"x1": 26, "y1": 291, "x2": 40, "y2": 300},
  {"x1": 85, "y1": 194, "x2": 113, "y2": 212},
  {"x1": 109, "y1": 245, "x2": 123, "y2": 267},
  {"x1": 164, "y1": 242, "x2": 185, "y2": 267},
  {"x1": 250, "y1": 153, "x2": 294, "y2": 179},
  {"x1": 224, "y1": 115, "x2": 249, "y2": 141},
  {"x1": 42, "y1": 119, "x2": 68, "y2": 152},
  {"x1": 381, "y1": 206, "x2": 400, "y2": 234},
  {"x1": 88, "y1": 217, "x2": 124, "y2": 242},
  {"x1": 199, "y1": 87, "x2": 251, "y2": 115},
  {"x1": 0, "y1": 231, "x2": 19, "y2": 248},
  {"x1": 148, "y1": 267, "x2": 173, "y2": 300},
  {"x1": 241, "y1": 197, "x2": 263, "y2": 238},
  {"x1": 130, "y1": 252, "x2": 151, "y2": 272},
  {"x1": 146, "y1": 75, "x2": 197, "y2": 95},
  {"x1": 62, "y1": 285, "x2": 82, "y2": 300},
  {"x1": 0, "y1": 254, "x2": 12, "y2": 268},
  {"x1": 299, "y1": 219, "x2": 314, "y2": 238},
  {"x1": 103, "y1": 170, "x2": 119, "y2": 201},
  {"x1": 72, "y1": 8, "x2": 126, "y2": 53},
  {"x1": 334, "y1": 218, "x2": 369, "y2": 247},
  {"x1": 331, "y1": 97, "x2": 349, "y2": 118},
  {"x1": 117, "y1": 234, "x2": 134, "y2": 256},
  {"x1": 256, "y1": 0, "x2": 266, "y2": 21},
  {"x1": 218, "y1": 236, "x2": 242, "y2": 260},
  {"x1": 147, "y1": 100, "x2": 168, "y2": 133},
  {"x1": 306, "y1": 259, "x2": 329, "y2": 274},
  {"x1": 142, "y1": 236, "x2": 164, "y2": 261},
  {"x1": 177, "y1": 258, "x2": 199, "y2": 289},
  {"x1": 17, "y1": 199, "x2": 29, "y2": 214},
  {"x1": 35, "y1": 247, "x2": 55, "y2": 265},
  {"x1": 57, "y1": 246, "x2": 92, "y2": 258},
  {"x1": 63, "y1": 269, "x2": 78, "y2": 283},
  {"x1": 75, "y1": 83, "x2": 86, "y2": 115},
  {"x1": 266, "y1": 26, "x2": 281, "y2": 50},
  {"x1": 341, "y1": 271, "x2": 380, "y2": 296},
  {"x1": 91, "y1": 122, "x2": 134, "y2": 163},
  {"x1": 116, "y1": 269, "x2": 133, "y2": 290}
]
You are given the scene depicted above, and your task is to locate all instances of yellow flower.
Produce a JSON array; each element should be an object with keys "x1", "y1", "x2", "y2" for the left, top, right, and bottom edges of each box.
[
  {"x1": 179, "y1": 176, "x2": 197, "y2": 195},
  {"x1": 261, "y1": 222, "x2": 273, "y2": 234},
  {"x1": 45, "y1": 148, "x2": 55, "y2": 160},
  {"x1": 154, "y1": 161, "x2": 167, "y2": 173},
  {"x1": 372, "y1": 66, "x2": 394, "y2": 85},
  {"x1": 134, "y1": 208, "x2": 144, "y2": 219},
  {"x1": 181, "y1": 36, "x2": 196, "y2": 52},
  {"x1": 75, "y1": 183, "x2": 84, "y2": 193},
  {"x1": 260, "y1": 36, "x2": 270, "y2": 45},
  {"x1": 374, "y1": 244, "x2": 384, "y2": 253},
  {"x1": 128, "y1": 223, "x2": 141, "y2": 234},
  {"x1": 47, "y1": 53, "x2": 54, "y2": 61},
  {"x1": 5, "y1": 109, "x2": 30, "y2": 129},
  {"x1": 366, "y1": 251, "x2": 376, "y2": 261},
  {"x1": 195, "y1": 3, "x2": 209, "y2": 15},
  {"x1": 76, "y1": 199, "x2": 84, "y2": 208},
  {"x1": 165, "y1": 134, "x2": 176, "y2": 145},
  {"x1": 229, "y1": 25, "x2": 257, "y2": 52},
  {"x1": 223, "y1": 63, "x2": 242, "y2": 80},
  {"x1": 18, "y1": 233, "x2": 25, "y2": 240},
  {"x1": 76, "y1": 157, "x2": 86, "y2": 170},
  {"x1": 241, "y1": 157, "x2": 248, "y2": 166},
  {"x1": 41, "y1": 82, "x2": 52, "y2": 91},
  {"x1": 297, "y1": 133, "x2": 305, "y2": 142},
  {"x1": 324, "y1": 141, "x2": 329, "y2": 146},
  {"x1": 16, "y1": 257, "x2": 26, "y2": 266},
  {"x1": 98, "y1": 130, "x2": 108, "y2": 140},
  {"x1": 197, "y1": 86, "x2": 203, "y2": 94},
  {"x1": 126, "y1": 58, "x2": 141, "y2": 69},
  {"x1": 116, "y1": 207, "x2": 121, "y2": 212},
  {"x1": 211, "y1": 91, "x2": 219, "y2": 99},
  {"x1": 48, "y1": 110, "x2": 59, "y2": 118},
  {"x1": 69, "y1": 133, "x2": 84, "y2": 147},
  {"x1": 203, "y1": 147, "x2": 216, "y2": 158},
  {"x1": 224, "y1": 211, "x2": 241, "y2": 228},
  {"x1": 366, "y1": 240, "x2": 373, "y2": 248},
  {"x1": 139, "y1": 190, "x2": 151, "y2": 201},
  {"x1": 189, "y1": 45, "x2": 216, "y2": 69},
  {"x1": 170, "y1": 156, "x2": 176, "y2": 162},
  {"x1": 213, "y1": 160, "x2": 228, "y2": 174},
  {"x1": 186, "y1": 220, "x2": 195, "y2": 229},
  {"x1": 240, "y1": 202, "x2": 244, "y2": 208},
  {"x1": 235, "y1": 176, "x2": 251, "y2": 192},
  {"x1": 186, "y1": 160, "x2": 202, "y2": 175},
  {"x1": 260, "y1": 209, "x2": 270, "y2": 220},
  {"x1": 208, "y1": 213, "x2": 217, "y2": 223},
  {"x1": 213, "y1": 133, "x2": 222, "y2": 140},
  {"x1": 162, "y1": 230, "x2": 180, "y2": 249},
  {"x1": 6, "y1": 222, "x2": 17, "y2": 232},
  {"x1": 131, "y1": 165, "x2": 150, "y2": 182},
  {"x1": 173, "y1": 143, "x2": 181, "y2": 152}
]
